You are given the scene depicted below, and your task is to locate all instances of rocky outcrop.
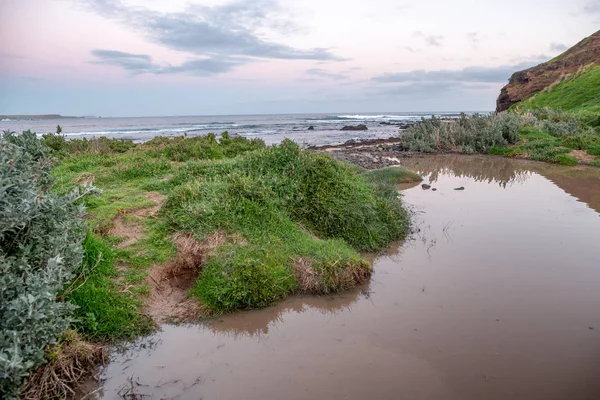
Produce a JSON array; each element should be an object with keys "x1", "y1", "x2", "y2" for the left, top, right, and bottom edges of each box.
[
  {"x1": 496, "y1": 30, "x2": 600, "y2": 111},
  {"x1": 341, "y1": 124, "x2": 368, "y2": 131}
]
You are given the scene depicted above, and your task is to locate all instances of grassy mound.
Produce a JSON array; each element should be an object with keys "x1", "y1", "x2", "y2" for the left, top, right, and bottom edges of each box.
[
  {"x1": 512, "y1": 65, "x2": 600, "y2": 113},
  {"x1": 163, "y1": 140, "x2": 411, "y2": 311},
  {"x1": 46, "y1": 133, "x2": 419, "y2": 318}
]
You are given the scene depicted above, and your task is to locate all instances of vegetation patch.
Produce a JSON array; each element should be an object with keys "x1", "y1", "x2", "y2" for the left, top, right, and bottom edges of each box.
[
  {"x1": 512, "y1": 65, "x2": 600, "y2": 114},
  {"x1": 399, "y1": 109, "x2": 600, "y2": 166},
  {"x1": 2, "y1": 128, "x2": 419, "y2": 397},
  {"x1": 20, "y1": 330, "x2": 104, "y2": 400}
]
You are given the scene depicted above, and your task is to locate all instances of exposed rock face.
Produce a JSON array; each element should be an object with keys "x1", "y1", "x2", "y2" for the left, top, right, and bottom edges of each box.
[
  {"x1": 496, "y1": 30, "x2": 600, "y2": 112},
  {"x1": 341, "y1": 124, "x2": 368, "y2": 131}
]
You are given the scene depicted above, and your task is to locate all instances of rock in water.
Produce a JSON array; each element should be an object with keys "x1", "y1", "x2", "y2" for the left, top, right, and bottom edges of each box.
[
  {"x1": 454, "y1": 186, "x2": 465, "y2": 191},
  {"x1": 307, "y1": 126, "x2": 315, "y2": 130},
  {"x1": 341, "y1": 124, "x2": 368, "y2": 131},
  {"x1": 422, "y1": 184, "x2": 431, "y2": 190}
]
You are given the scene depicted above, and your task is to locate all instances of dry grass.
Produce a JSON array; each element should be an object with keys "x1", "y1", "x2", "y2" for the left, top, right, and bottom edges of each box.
[
  {"x1": 71, "y1": 172, "x2": 95, "y2": 186},
  {"x1": 144, "y1": 232, "x2": 226, "y2": 323},
  {"x1": 20, "y1": 331, "x2": 105, "y2": 400},
  {"x1": 293, "y1": 258, "x2": 372, "y2": 294},
  {"x1": 293, "y1": 258, "x2": 321, "y2": 293}
]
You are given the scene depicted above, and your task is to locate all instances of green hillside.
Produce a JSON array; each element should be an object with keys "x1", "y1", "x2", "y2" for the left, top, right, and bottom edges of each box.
[{"x1": 513, "y1": 65, "x2": 600, "y2": 113}]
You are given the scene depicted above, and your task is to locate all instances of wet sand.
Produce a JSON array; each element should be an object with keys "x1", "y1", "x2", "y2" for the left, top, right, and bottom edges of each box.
[{"x1": 94, "y1": 156, "x2": 600, "y2": 400}]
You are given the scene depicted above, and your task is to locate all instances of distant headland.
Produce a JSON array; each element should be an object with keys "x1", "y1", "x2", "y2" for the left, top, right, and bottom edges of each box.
[{"x1": 0, "y1": 114, "x2": 81, "y2": 120}]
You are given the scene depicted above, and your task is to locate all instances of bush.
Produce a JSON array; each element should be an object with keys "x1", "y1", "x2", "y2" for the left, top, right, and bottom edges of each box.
[
  {"x1": 41, "y1": 133, "x2": 136, "y2": 156},
  {"x1": 145, "y1": 133, "x2": 265, "y2": 162},
  {"x1": 398, "y1": 112, "x2": 519, "y2": 154},
  {"x1": 0, "y1": 132, "x2": 93, "y2": 398},
  {"x1": 553, "y1": 154, "x2": 578, "y2": 166},
  {"x1": 535, "y1": 119, "x2": 582, "y2": 137}
]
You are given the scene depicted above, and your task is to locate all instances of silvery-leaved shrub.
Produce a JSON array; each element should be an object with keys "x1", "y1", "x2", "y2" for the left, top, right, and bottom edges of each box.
[
  {"x1": 398, "y1": 112, "x2": 521, "y2": 154},
  {"x1": 0, "y1": 131, "x2": 93, "y2": 398}
]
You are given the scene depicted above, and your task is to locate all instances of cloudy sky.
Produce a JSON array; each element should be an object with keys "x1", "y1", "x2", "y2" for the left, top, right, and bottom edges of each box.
[{"x1": 0, "y1": 0, "x2": 598, "y2": 116}]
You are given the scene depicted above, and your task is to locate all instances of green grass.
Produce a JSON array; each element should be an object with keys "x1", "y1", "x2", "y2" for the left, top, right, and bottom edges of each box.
[
  {"x1": 164, "y1": 140, "x2": 415, "y2": 311},
  {"x1": 64, "y1": 233, "x2": 153, "y2": 341},
  {"x1": 486, "y1": 125, "x2": 600, "y2": 166},
  {"x1": 50, "y1": 133, "x2": 420, "y2": 323},
  {"x1": 513, "y1": 65, "x2": 600, "y2": 113}
]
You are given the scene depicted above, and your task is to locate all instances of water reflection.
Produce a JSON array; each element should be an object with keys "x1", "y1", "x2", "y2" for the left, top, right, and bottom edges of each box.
[
  {"x1": 399, "y1": 154, "x2": 600, "y2": 213},
  {"x1": 208, "y1": 286, "x2": 366, "y2": 338},
  {"x1": 399, "y1": 155, "x2": 532, "y2": 187}
]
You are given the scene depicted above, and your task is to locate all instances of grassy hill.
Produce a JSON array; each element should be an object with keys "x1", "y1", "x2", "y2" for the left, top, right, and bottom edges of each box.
[
  {"x1": 497, "y1": 30, "x2": 600, "y2": 112},
  {"x1": 512, "y1": 64, "x2": 600, "y2": 113}
]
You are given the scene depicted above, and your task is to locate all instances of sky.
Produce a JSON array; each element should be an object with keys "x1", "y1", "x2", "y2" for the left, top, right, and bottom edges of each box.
[{"x1": 0, "y1": 0, "x2": 599, "y2": 116}]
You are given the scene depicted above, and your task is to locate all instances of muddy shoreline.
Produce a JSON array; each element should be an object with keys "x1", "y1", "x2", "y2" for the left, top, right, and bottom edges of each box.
[{"x1": 309, "y1": 136, "x2": 600, "y2": 170}]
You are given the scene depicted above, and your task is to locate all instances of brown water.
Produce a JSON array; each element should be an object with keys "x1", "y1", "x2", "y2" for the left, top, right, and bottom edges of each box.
[{"x1": 95, "y1": 155, "x2": 600, "y2": 400}]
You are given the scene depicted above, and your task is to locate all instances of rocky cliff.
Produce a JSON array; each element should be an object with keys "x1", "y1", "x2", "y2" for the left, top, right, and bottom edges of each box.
[{"x1": 496, "y1": 30, "x2": 600, "y2": 112}]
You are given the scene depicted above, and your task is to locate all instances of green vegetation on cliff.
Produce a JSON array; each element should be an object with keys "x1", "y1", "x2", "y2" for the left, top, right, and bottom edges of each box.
[{"x1": 512, "y1": 65, "x2": 600, "y2": 113}]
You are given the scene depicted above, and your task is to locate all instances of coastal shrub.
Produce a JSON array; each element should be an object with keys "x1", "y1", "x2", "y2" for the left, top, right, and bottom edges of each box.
[
  {"x1": 42, "y1": 133, "x2": 136, "y2": 156},
  {"x1": 535, "y1": 119, "x2": 582, "y2": 137},
  {"x1": 553, "y1": 154, "x2": 578, "y2": 166},
  {"x1": 398, "y1": 112, "x2": 519, "y2": 153},
  {"x1": 145, "y1": 133, "x2": 265, "y2": 162},
  {"x1": 559, "y1": 134, "x2": 600, "y2": 151},
  {"x1": 0, "y1": 131, "x2": 92, "y2": 398}
]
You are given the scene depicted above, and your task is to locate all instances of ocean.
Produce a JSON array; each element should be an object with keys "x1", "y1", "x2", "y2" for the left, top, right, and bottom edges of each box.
[{"x1": 1, "y1": 112, "x2": 469, "y2": 146}]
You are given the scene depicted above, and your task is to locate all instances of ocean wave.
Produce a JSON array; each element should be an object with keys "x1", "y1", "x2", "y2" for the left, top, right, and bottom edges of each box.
[
  {"x1": 63, "y1": 124, "x2": 238, "y2": 136},
  {"x1": 1, "y1": 118, "x2": 13, "y2": 122},
  {"x1": 337, "y1": 114, "x2": 422, "y2": 121},
  {"x1": 304, "y1": 114, "x2": 426, "y2": 122},
  {"x1": 172, "y1": 121, "x2": 235, "y2": 126}
]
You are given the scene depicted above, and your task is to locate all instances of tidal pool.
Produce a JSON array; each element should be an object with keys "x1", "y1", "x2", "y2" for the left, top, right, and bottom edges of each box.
[{"x1": 94, "y1": 155, "x2": 600, "y2": 400}]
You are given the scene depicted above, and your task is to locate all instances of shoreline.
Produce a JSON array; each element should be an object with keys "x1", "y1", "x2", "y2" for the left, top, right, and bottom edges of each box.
[{"x1": 309, "y1": 135, "x2": 600, "y2": 168}]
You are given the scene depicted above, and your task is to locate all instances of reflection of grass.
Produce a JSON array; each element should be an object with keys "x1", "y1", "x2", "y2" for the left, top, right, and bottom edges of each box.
[
  {"x1": 207, "y1": 290, "x2": 363, "y2": 339},
  {"x1": 401, "y1": 155, "x2": 532, "y2": 187},
  {"x1": 360, "y1": 166, "x2": 422, "y2": 185}
]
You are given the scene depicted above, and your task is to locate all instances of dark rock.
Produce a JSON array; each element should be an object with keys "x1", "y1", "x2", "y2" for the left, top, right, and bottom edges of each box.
[
  {"x1": 341, "y1": 124, "x2": 368, "y2": 131},
  {"x1": 422, "y1": 184, "x2": 431, "y2": 190},
  {"x1": 431, "y1": 188, "x2": 437, "y2": 191},
  {"x1": 454, "y1": 186, "x2": 465, "y2": 191},
  {"x1": 307, "y1": 126, "x2": 315, "y2": 130}
]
